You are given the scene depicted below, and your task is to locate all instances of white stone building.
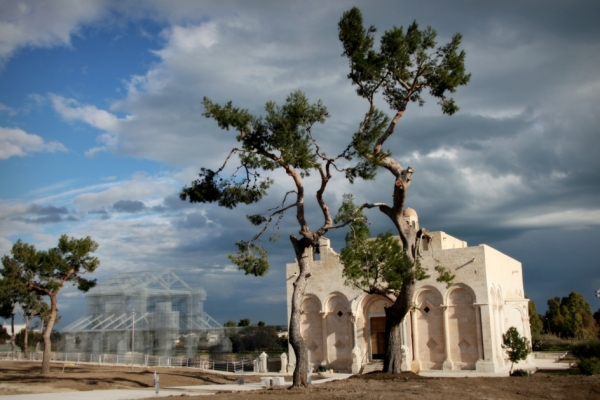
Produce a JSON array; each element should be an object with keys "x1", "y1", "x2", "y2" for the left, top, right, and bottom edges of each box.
[{"x1": 286, "y1": 209, "x2": 533, "y2": 373}]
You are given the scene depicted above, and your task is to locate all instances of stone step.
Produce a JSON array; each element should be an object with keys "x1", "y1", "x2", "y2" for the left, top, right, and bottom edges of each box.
[{"x1": 361, "y1": 360, "x2": 383, "y2": 374}]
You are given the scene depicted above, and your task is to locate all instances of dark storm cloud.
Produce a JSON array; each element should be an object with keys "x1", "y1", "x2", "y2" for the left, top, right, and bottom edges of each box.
[
  {"x1": 26, "y1": 204, "x2": 68, "y2": 215},
  {"x1": 9, "y1": 203, "x2": 78, "y2": 224},
  {"x1": 89, "y1": 208, "x2": 108, "y2": 214},
  {"x1": 112, "y1": 200, "x2": 146, "y2": 213},
  {"x1": 13, "y1": 214, "x2": 78, "y2": 224},
  {"x1": 159, "y1": 193, "x2": 196, "y2": 211},
  {"x1": 173, "y1": 212, "x2": 208, "y2": 229}
]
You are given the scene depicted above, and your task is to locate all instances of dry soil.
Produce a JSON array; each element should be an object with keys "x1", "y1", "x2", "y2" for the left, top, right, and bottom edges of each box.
[{"x1": 1, "y1": 361, "x2": 599, "y2": 400}]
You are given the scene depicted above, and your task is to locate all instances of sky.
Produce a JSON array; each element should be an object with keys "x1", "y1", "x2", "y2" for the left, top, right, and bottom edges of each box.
[{"x1": 1, "y1": 0, "x2": 599, "y2": 329}]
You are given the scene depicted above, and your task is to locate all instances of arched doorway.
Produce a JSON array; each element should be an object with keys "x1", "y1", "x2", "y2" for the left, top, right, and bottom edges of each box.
[{"x1": 370, "y1": 316, "x2": 386, "y2": 359}]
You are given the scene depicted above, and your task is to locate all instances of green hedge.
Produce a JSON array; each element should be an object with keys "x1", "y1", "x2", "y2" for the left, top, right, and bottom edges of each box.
[{"x1": 571, "y1": 340, "x2": 600, "y2": 359}]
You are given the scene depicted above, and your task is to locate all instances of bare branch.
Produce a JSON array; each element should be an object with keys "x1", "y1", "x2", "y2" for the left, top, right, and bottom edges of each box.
[{"x1": 246, "y1": 201, "x2": 301, "y2": 244}]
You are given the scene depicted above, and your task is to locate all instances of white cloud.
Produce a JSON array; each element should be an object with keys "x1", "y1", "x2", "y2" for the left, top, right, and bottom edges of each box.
[
  {"x1": 0, "y1": 126, "x2": 66, "y2": 159},
  {"x1": 0, "y1": 103, "x2": 16, "y2": 116},
  {"x1": 51, "y1": 95, "x2": 124, "y2": 131},
  {"x1": 73, "y1": 173, "x2": 176, "y2": 211},
  {"x1": 0, "y1": 0, "x2": 108, "y2": 65},
  {"x1": 85, "y1": 146, "x2": 107, "y2": 158}
]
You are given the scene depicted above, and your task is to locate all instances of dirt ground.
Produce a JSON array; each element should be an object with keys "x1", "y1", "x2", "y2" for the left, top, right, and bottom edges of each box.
[
  {"x1": 1, "y1": 361, "x2": 599, "y2": 400},
  {"x1": 0, "y1": 361, "x2": 260, "y2": 395}
]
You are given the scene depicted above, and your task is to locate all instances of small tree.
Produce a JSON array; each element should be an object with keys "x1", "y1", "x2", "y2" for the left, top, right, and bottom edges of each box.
[
  {"x1": 1, "y1": 235, "x2": 99, "y2": 375},
  {"x1": 502, "y1": 327, "x2": 531, "y2": 374}
]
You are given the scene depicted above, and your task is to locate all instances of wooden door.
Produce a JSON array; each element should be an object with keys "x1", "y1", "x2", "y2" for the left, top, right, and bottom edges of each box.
[{"x1": 370, "y1": 317, "x2": 386, "y2": 360}]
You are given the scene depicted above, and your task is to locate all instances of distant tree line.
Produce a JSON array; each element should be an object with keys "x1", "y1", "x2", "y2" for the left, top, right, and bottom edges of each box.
[
  {"x1": 529, "y1": 292, "x2": 599, "y2": 339},
  {"x1": 219, "y1": 318, "x2": 287, "y2": 354}
]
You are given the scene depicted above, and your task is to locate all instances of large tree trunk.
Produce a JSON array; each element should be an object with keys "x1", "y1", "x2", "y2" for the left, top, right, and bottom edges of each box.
[
  {"x1": 41, "y1": 294, "x2": 57, "y2": 376},
  {"x1": 288, "y1": 237, "x2": 311, "y2": 388},
  {"x1": 383, "y1": 276, "x2": 416, "y2": 373},
  {"x1": 379, "y1": 166, "x2": 419, "y2": 374}
]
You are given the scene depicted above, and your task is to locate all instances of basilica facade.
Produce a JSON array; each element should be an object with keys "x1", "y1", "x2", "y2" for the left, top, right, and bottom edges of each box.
[{"x1": 286, "y1": 209, "x2": 533, "y2": 373}]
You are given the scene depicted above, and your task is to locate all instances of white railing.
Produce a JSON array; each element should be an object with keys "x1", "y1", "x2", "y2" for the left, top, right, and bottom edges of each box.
[{"x1": 1, "y1": 351, "x2": 254, "y2": 373}]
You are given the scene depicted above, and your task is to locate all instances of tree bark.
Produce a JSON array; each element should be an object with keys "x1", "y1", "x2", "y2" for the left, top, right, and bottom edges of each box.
[
  {"x1": 288, "y1": 236, "x2": 312, "y2": 388},
  {"x1": 379, "y1": 166, "x2": 419, "y2": 373},
  {"x1": 383, "y1": 275, "x2": 416, "y2": 373},
  {"x1": 41, "y1": 294, "x2": 57, "y2": 376}
]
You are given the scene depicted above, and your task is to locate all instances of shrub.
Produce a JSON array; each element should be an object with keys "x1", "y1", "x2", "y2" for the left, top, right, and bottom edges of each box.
[
  {"x1": 571, "y1": 339, "x2": 600, "y2": 359},
  {"x1": 577, "y1": 357, "x2": 600, "y2": 376},
  {"x1": 510, "y1": 369, "x2": 531, "y2": 377}
]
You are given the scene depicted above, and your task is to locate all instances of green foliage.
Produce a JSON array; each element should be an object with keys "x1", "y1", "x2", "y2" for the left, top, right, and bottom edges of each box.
[
  {"x1": 2, "y1": 235, "x2": 99, "y2": 297},
  {"x1": 246, "y1": 214, "x2": 267, "y2": 226},
  {"x1": 181, "y1": 91, "x2": 333, "y2": 275},
  {"x1": 502, "y1": 327, "x2": 531, "y2": 373},
  {"x1": 434, "y1": 266, "x2": 455, "y2": 288},
  {"x1": 15, "y1": 328, "x2": 43, "y2": 352},
  {"x1": 510, "y1": 369, "x2": 531, "y2": 377},
  {"x1": 545, "y1": 292, "x2": 597, "y2": 339},
  {"x1": 224, "y1": 320, "x2": 237, "y2": 328},
  {"x1": 338, "y1": 7, "x2": 470, "y2": 113},
  {"x1": 228, "y1": 242, "x2": 269, "y2": 277},
  {"x1": 571, "y1": 339, "x2": 600, "y2": 359},
  {"x1": 578, "y1": 357, "x2": 600, "y2": 375},
  {"x1": 0, "y1": 325, "x2": 9, "y2": 342},
  {"x1": 238, "y1": 318, "x2": 250, "y2": 327},
  {"x1": 226, "y1": 324, "x2": 287, "y2": 354},
  {"x1": 337, "y1": 195, "x2": 427, "y2": 295},
  {"x1": 526, "y1": 297, "x2": 544, "y2": 337},
  {"x1": 257, "y1": 321, "x2": 266, "y2": 327}
]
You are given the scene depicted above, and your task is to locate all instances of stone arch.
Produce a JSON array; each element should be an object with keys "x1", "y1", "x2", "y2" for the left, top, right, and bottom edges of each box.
[
  {"x1": 301, "y1": 295, "x2": 323, "y2": 366},
  {"x1": 361, "y1": 295, "x2": 392, "y2": 361},
  {"x1": 414, "y1": 286, "x2": 446, "y2": 369},
  {"x1": 505, "y1": 304, "x2": 526, "y2": 338},
  {"x1": 324, "y1": 293, "x2": 352, "y2": 369},
  {"x1": 446, "y1": 285, "x2": 479, "y2": 370},
  {"x1": 445, "y1": 283, "x2": 478, "y2": 305},
  {"x1": 323, "y1": 291, "x2": 350, "y2": 313},
  {"x1": 362, "y1": 295, "x2": 391, "y2": 318}
]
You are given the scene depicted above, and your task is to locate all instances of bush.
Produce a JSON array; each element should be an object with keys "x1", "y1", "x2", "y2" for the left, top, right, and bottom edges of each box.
[
  {"x1": 510, "y1": 369, "x2": 531, "y2": 377},
  {"x1": 577, "y1": 357, "x2": 600, "y2": 375},
  {"x1": 571, "y1": 339, "x2": 600, "y2": 359}
]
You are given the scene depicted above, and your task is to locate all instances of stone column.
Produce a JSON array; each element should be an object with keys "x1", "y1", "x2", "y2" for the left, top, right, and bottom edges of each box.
[
  {"x1": 410, "y1": 310, "x2": 421, "y2": 370},
  {"x1": 320, "y1": 311, "x2": 328, "y2": 364},
  {"x1": 494, "y1": 305, "x2": 504, "y2": 366},
  {"x1": 442, "y1": 306, "x2": 453, "y2": 371},
  {"x1": 350, "y1": 314, "x2": 358, "y2": 349},
  {"x1": 474, "y1": 305, "x2": 483, "y2": 361},
  {"x1": 350, "y1": 314, "x2": 360, "y2": 374}
]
